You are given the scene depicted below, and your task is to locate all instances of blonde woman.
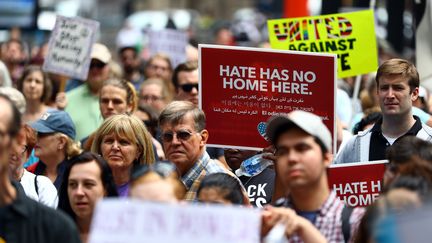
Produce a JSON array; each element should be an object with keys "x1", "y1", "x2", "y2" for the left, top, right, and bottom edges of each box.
[
  {"x1": 82, "y1": 78, "x2": 138, "y2": 151},
  {"x1": 91, "y1": 114, "x2": 155, "y2": 197},
  {"x1": 27, "y1": 110, "x2": 81, "y2": 190}
]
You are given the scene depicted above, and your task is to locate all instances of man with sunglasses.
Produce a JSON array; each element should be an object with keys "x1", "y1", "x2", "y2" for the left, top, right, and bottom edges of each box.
[
  {"x1": 159, "y1": 101, "x2": 234, "y2": 201},
  {"x1": 172, "y1": 61, "x2": 199, "y2": 106},
  {"x1": 66, "y1": 43, "x2": 111, "y2": 140}
]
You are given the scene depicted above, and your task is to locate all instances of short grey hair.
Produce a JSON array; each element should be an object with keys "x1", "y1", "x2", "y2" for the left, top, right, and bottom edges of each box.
[
  {"x1": 159, "y1": 101, "x2": 206, "y2": 131},
  {"x1": 0, "y1": 87, "x2": 26, "y2": 115}
]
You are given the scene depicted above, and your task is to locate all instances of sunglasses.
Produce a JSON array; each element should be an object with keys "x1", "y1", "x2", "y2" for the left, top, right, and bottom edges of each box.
[
  {"x1": 21, "y1": 145, "x2": 28, "y2": 155},
  {"x1": 37, "y1": 132, "x2": 55, "y2": 138},
  {"x1": 180, "y1": 83, "x2": 199, "y2": 92},
  {"x1": 160, "y1": 130, "x2": 197, "y2": 143},
  {"x1": 131, "y1": 161, "x2": 177, "y2": 181},
  {"x1": 90, "y1": 61, "x2": 106, "y2": 69}
]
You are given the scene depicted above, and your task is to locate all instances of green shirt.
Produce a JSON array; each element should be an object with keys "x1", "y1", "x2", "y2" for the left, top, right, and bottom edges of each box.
[{"x1": 65, "y1": 84, "x2": 102, "y2": 141}]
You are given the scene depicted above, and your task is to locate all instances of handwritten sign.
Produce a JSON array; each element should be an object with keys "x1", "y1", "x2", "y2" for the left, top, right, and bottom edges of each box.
[
  {"x1": 43, "y1": 15, "x2": 99, "y2": 80},
  {"x1": 200, "y1": 44, "x2": 336, "y2": 150},
  {"x1": 268, "y1": 10, "x2": 377, "y2": 78},
  {"x1": 328, "y1": 160, "x2": 387, "y2": 207},
  {"x1": 148, "y1": 29, "x2": 188, "y2": 68},
  {"x1": 89, "y1": 199, "x2": 261, "y2": 243}
]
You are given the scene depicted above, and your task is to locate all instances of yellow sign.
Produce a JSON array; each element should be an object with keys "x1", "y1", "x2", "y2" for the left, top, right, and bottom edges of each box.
[{"x1": 268, "y1": 10, "x2": 378, "y2": 78}]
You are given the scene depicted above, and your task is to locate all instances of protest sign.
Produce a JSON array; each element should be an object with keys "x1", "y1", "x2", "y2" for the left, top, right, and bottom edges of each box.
[
  {"x1": 148, "y1": 29, "x2": 188, "y2": 68},
  {"x1": 89, "y1": 199, "x2": 261, "y2": 243},
  {"x1": 268, "y1": 10, "x2": 377, "y2": 78},
  {"x1": 328, "y1": 160, "x2": 387, "y2": 207},
  {"x1": 200, "y1": 44, "x2": 336, "y2": 151},
  {"x1": 43, "y1": 15, "x2": 99, "y2": 80}
]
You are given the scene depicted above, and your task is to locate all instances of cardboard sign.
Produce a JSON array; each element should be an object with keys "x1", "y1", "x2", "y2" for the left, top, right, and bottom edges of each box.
[
  {"x1": 200, "y1": 44, "x2": 336, "y2": 151},
  {"x1": 89, "y1": 199, "x2": 261, "y2": 243},
  {"x1": 43, "y1": 15, "x2": 99, "y2": 80},
  {"x1": 148, "y1": 29, "x2": 188, "y2": 68},
  {"x1": 268, "y1": 10, "x2": 378, "y2": 78},
  {"x1": 328, "y1": 160, "x2": 387, "y2": 207}
]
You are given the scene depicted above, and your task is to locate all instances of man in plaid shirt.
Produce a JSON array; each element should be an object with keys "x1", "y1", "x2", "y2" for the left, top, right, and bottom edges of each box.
[
  {"x1": 262, "y1": 111, "x2": 364, "y2": 243},
  {"x1": 159, "y1": 101, "x2": 233, "y2": 201}
]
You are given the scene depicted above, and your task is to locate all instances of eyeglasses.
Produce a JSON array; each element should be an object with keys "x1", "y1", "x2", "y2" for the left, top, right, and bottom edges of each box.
[
  {"x1": 37, "y1": 132, "x2": 55, "y2": 138},
  {"x1": 180, "y1": 83, "x2": 199, "y2": 93},
  {"x1": 90, "y1": 61, "x2": 106, "y2": 69},
  {"x1": 131, "y1": 161, "x2": 177, "y2": 181},
  {"x1": 160, "y1": 130, "x2": 197, "y2": 143},
  {"x1": 21, "y1": 145, "x2": 28, "y2": 155}
]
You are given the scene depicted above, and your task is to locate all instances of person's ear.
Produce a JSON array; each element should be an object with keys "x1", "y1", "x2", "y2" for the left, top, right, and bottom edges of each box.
[
  {"x1": 57, "y1": 135, "x2": 67, "y2": 150},
  {"x1": 199, "y1": 129, "x2": 209, "y2": 146},
  {"x1": 136, "y1": 146, "x2": 143, "y2": 161},
  {"x1": 411, "y1": 87, "x2": 419, "y2": 102},
  {"x1": 323, "y1": 152, "x2": 333, "y2": 168},
  {"x1": 126, "y1": 103, "x2": 134, "y2": 114}
]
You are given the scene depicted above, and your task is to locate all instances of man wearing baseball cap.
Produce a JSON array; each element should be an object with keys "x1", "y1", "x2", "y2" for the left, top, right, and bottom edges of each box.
[
  {"x1": 261, "y1": 110, "x2": 364, "y2": 243},
  {"x1": 27, "y1": 110, "x2": 81, "y2": 189},
  {"x1": 65, "y1": 43, "x2": 112, "y2": 141}
]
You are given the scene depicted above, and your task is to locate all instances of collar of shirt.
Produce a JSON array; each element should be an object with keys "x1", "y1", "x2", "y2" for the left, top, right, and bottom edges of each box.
[
  {"x1": 181, "y1": 152, "x2": 209, "y2": 190},
  {"x1": 34, "y1": 159, "x2": 68, "y2": 189},
  {"x1": 369, "y1": 115, "x2": 422, "y2": 161},
  {"x1": 370, "y1": 115, "x2": 422, "y2": 135},
  {"x1": 279, "y1": 191, "x2": 338, "y2": 218}
]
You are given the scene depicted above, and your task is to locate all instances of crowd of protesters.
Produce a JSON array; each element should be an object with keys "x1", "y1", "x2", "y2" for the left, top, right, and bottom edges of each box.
[{"x1": 1, "y1": 7, "x2": 432, "y2": 243}]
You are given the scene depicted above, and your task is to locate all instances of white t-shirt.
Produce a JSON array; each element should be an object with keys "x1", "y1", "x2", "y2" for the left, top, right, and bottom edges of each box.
[
  {"x1": 20, "y1": 169, "x2": 58, "y2": 208},
  {"x1": 382, "y1": 134, "x2": 398, "y2": 145}
]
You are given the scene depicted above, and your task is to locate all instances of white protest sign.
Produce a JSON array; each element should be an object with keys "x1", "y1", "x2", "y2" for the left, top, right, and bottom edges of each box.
[
  {"x1": 148, "y1": 29, "x2": 188, "y2": 68},
  {"x1": 43, "y1": 15, "x2": 99, "y2": 80},
  {"x1": 89, "y1": 199, "x2": 261, "y2": 243}
]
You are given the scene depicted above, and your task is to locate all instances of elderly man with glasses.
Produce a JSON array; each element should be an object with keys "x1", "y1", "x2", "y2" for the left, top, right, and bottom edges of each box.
[{"x1": 158, "y1": 101, "x2": 235, "y2": 201}]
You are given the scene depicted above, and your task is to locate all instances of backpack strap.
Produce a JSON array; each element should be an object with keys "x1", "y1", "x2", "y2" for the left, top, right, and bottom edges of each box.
[
  {"x1": 34, "y1": 175, "x2": 39, "y2": 196},
  {"x1": 342, "y1": 205, "x2": 354, "y2": 243}
]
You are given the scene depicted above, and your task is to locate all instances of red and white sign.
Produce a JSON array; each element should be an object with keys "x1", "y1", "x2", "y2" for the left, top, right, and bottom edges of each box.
[
  {"x1": 328, "y1": 160, "x2": 388, "y2": 207},
  {"x1": 199, "y1": 44, "x2": 336, "y2": 150}
]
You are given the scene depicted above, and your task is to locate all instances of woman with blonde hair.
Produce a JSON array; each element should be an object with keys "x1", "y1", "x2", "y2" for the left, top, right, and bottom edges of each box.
[
  {"x1": 27, "y1": 110, "x2": 81, "y2": 190},
  {"x1": 91, "y1": 114, "x2": 155, "y2": 197},
  {"x1": 82, "y1": 78, "x2": 138, "y2": 151}
]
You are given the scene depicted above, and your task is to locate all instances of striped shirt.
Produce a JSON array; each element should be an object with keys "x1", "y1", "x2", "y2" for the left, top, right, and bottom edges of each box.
[
  {"x1": 276, "y1": 191, "x2": 365, "y2": 243},
  {"x1": 182, "y1": 151, "x2": 233, "y2": 201}
]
